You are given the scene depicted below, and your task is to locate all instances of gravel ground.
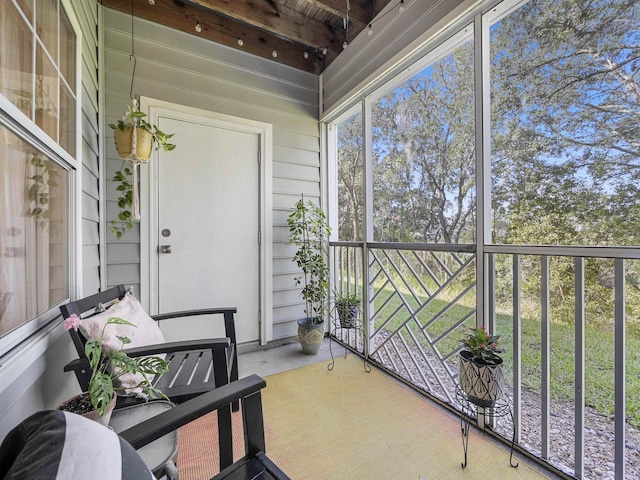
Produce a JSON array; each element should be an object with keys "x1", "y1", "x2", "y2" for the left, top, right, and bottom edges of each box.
[{"x1": 361, "y1": 330, "x2": 640, "y2": 479}]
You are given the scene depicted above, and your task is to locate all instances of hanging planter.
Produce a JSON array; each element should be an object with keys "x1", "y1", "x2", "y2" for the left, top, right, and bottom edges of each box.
[
  {"x1": 114, "y1": 126, "x2": 153, "y2": 161},
  {"x1": 108, "y1": 101, "x2": 176, "y2": 238}
]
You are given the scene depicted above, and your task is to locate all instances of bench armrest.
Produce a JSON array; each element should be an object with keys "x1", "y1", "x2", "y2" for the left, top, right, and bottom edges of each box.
[{"x1": 119, "y1": 374, "x2": 266, "y2": 449}]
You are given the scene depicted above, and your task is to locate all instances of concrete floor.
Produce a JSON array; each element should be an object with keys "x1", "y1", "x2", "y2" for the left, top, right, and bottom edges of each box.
[{"x1": 237, "y1": 337, "x2": 346, "y2": 378}]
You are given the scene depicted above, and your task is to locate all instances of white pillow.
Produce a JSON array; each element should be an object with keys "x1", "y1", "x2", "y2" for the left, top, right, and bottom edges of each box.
[
  {"x1": 79, "y1": 292, "x2": 165, "y2": 394},
  {"x1": 0, "y1": 410, "x2": 155, "y2": 480}
]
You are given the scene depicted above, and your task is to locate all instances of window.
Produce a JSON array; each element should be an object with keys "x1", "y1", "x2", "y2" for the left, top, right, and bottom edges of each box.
[
  {"x1": 0, "y1": 126, "x2": 69, "y2": 339},
  {"x1": 0, "y1": 0, "x2": 77, "y2": 352},
  {"x1": 370, "y1": 28, "x2": 476, "y2": 244},
  {"x1": 489, "y1": 0, "x2": 640, "y2": 247},
  {"x1": 335, "y1": 107, "x2": 364, "y2": 241},
  {"x1": 1, "y1": 0, "x2": 77, "y2": 156}
]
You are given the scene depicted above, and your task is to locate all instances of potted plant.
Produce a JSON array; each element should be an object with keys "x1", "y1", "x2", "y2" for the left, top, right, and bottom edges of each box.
[
  {"x1": 458, "y1": 327, "x2": 505, "y2": 407},
  {"x1": 108, "y1": 101, "x2": 175, "y2": 161},
  {"x1": 108, "y1": 101, "x2": 176, "y2": 238},
  {"x1": 287, "y1": 197, "x2": 331, "y2": 355},
  {"x1": 58, "y1": 314, "x2": 169, "y2": 426},
  {"x1": 333, "y1": 290, "x2": 361, "y2": 329}
]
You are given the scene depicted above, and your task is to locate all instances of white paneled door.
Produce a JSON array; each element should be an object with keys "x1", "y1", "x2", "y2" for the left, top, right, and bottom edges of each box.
[{"x1": 155, "y1": 114, "x2": 260, "y2": 344}]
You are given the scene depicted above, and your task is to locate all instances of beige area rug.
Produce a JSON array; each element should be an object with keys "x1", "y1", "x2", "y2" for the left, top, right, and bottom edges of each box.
[
  {"x1": 178, "y1": 356, "x2": 550, "y2": 479},
  {"x1": 262, "y1": 356, "x2": 549, "y2": 480}
]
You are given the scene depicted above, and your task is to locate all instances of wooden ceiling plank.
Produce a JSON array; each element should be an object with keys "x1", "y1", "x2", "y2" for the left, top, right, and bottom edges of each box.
[
  {"x1": 307, "y1": 0, "x2": 372, "y2": 25},
  {"x1": 187, "y1": 0, "x2": 344, "y2": 50},
  {"x1": 101, "y1": 0, "x2": 327, "y2": 74}
]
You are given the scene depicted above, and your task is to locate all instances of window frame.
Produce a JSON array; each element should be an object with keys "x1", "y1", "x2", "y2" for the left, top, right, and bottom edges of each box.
[{"x1": 0, "y1": 0, "x2": 81, "y2": 357}]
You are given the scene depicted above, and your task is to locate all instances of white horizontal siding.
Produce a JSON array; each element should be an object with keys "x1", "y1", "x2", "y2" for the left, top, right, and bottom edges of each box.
[{"x1": 103, "y1": 8, "x2": 320, "y2": 339}]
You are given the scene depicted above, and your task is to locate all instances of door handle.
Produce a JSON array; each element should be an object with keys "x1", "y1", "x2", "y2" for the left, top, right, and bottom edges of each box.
[{"x1": 159, "y1": 245, "x2": 172, "y2": 254}]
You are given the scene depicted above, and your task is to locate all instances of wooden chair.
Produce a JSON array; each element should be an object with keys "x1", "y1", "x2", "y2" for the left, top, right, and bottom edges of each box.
[
  {"x1": 0, "y1": 375, "x2": 289, "y2": 480},
  {"x1": 60, "y1": 284, "x2": 240, "y2": 467},
  {"x1": 121, "y1": 374, "x2": 291, "y2": 479}
]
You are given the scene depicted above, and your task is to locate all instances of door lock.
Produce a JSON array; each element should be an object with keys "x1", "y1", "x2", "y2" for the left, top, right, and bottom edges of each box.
[{"x1": 159, "y1": 245, "x2": 172, "y2": 254}]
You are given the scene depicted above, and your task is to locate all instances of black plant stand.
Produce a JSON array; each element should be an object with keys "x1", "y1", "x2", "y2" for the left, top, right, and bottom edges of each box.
[
  {"x1": 456, "y1": 387, "x2": 518, "y2": 469},
  {"x1": 327, "y1": 314, "x2": 370, "y2": 373}
]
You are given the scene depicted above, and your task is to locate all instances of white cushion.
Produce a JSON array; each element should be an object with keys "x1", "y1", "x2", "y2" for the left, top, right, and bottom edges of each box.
[
  {"x1": 0, "y1": 410, "x2": 155, "y2": 480},
  {"x1": 79, "y1": 292, "x2": 165, "y2": 393}
]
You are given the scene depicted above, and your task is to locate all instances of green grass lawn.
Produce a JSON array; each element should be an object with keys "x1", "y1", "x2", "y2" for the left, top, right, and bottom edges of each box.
[{"x1": 372, "y1": 285, "x2": 640, "y2": 427}]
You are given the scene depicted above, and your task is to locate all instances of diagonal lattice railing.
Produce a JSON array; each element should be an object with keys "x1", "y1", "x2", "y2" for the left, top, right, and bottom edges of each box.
[
  {"x1": 331, "y1": 242, "x2": 640, "y2": 479},
  {"x1": 368, "y1": 244, "x2": 476, "y2": 405},
  {"x1": 329, "y1": 242, "x2": 476, "y2": 405}
]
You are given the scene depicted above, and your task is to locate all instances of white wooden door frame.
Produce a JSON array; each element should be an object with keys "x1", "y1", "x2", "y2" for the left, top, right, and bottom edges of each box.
[{"x1": 139, "y1": 97, "x2": 274, "y2": 345}]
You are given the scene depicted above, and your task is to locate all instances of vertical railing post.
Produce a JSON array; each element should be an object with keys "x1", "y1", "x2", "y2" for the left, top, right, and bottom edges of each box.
[
  {"x1": 541, "y1": 255, "x2": 550, "y2": 460},
  {"x1": 487, "y1": 253, "x2": 496, "y2": 333},
  {"x1": 513, "y1": 254, "x2": 521, "y2": 444},
  {"x1": 574, "y1": 257, "x2": 585, "y2": 479},
  {"x1": 614, "y1": 258, "x2": 626, "y2": 480},
  {"x1": 363, "y1": 242, "x2": 371, "y2": 360}
]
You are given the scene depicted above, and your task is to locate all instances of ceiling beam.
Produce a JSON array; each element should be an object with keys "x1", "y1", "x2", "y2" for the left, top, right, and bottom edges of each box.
[
  {"x1": 186, "y1": 0, "x2": 346, "y2": 52},
  {"x1": 101, "y1": 0, "x2": 335, "y2": 74},
  {"x1": 308, "y1": 0, "x2": 372, "y2": 26}
]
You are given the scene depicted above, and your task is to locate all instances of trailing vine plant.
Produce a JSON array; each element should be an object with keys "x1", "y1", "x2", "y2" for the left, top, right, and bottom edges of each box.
[
  {"x1": 108, "y1": 101, "x2": 176, "y2": 238},
  {"x1": 110, "y1": 165, "x2": 134, "y2": 239}
]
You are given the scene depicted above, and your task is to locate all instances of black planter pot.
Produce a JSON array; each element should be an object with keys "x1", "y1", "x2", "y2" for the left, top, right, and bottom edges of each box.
[{"x1": 336, "y1": 304, "x2": 359, "y2": 328}]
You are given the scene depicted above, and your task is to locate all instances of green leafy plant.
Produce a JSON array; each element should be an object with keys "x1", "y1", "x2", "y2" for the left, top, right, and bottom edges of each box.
[
  {"x1": 108, "y1": 102, "x2": 176, "y2": 153},
  {"x1": 110, "y1": 165, "x2": 134, "y2": 238},
  {"x1": 334, "y1": 291, "x2": 361, "y2": 305},
  {"x1": 332, "y1": 290, "x2": 361, "y2": 328},
  {"x1": 287, "y1": 198, "x2": 332, "y2": 325},
  {"x1": 63, "y1": 314, "x2": 168, "y2": 416},
  {"x1": 459, "y1": 326, "x2": 504, "y2": 365},
  {"x1": 108, "y1": 101, "x2": 176, "y2": 238},
  {"x1": 333, "y1": 290, "x2": 360, "y2": 314}
]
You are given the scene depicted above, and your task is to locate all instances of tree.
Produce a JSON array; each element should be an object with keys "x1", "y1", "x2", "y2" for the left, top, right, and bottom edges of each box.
[
  {"x1": 371, "y1": 41, "x2": 476, "y2": 244},
  {"x1": 337, "y1": 113, "x2": 365, "y2": 241}
]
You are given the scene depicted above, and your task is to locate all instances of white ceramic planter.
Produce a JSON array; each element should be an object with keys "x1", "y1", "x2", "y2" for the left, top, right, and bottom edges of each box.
[{"x1": 458, "y1": 350, "x2": 505, "y2": 407}]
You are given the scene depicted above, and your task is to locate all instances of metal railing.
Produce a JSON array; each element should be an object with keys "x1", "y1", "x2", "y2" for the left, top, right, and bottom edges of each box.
[{"x1": 329, "y1": 241, "x2": 640, "y2": 480}]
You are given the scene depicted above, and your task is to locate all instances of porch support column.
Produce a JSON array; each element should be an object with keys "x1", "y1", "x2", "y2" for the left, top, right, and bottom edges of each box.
[
  {"x1": 474, "y1": 13, "x2": 491, "y2": 332},
  {"x1": 614, "y1": 259, "x2": 626, "y2": 480},
  {"x1": 574, "y1": 257, "x2": 585, "y2": 479},
  {"x1": 541, "y1": 255, "x2": 550, "y2": 460},
  {"x1": 362, "y1": 97, "x2": 373, "y2": 359}
]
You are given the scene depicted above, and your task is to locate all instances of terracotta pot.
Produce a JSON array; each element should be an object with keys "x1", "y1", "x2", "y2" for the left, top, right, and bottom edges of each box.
[
  {"x1": 297, "y1": 317, "x2": 325, "y2": 355},
  {"x1": 114, "y1": 126, "x2": 153, "y2": 161},
  {"x1": 458, "y1": 350, "x2": 505, "y2": 407},
  {"x1": 58, "y1": 392, "x2": 117, "y2": 427}
]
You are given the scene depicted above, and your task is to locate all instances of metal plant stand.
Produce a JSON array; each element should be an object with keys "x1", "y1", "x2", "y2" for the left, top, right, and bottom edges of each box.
[
  {"x1": 327, "y1": 312, "x2": 370, "y2": 373},
  {"x1": 456, "y1": 387, "x2": 519, "y2": 469}
]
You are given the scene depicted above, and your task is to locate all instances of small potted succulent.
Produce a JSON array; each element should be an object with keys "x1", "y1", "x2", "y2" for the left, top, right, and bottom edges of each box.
[
  {"x1": 458, "y1": 327, "x2": 505, "y2": 407},
  {"x1": 59, "y1": 314, "x2": 168, "y2": 426},
  {"x1": 108, "y1": 101, "x2": 176, "y2": 238},
  {"x1": 333, "y1": 290, "x2": 361, "y2": 329}
]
